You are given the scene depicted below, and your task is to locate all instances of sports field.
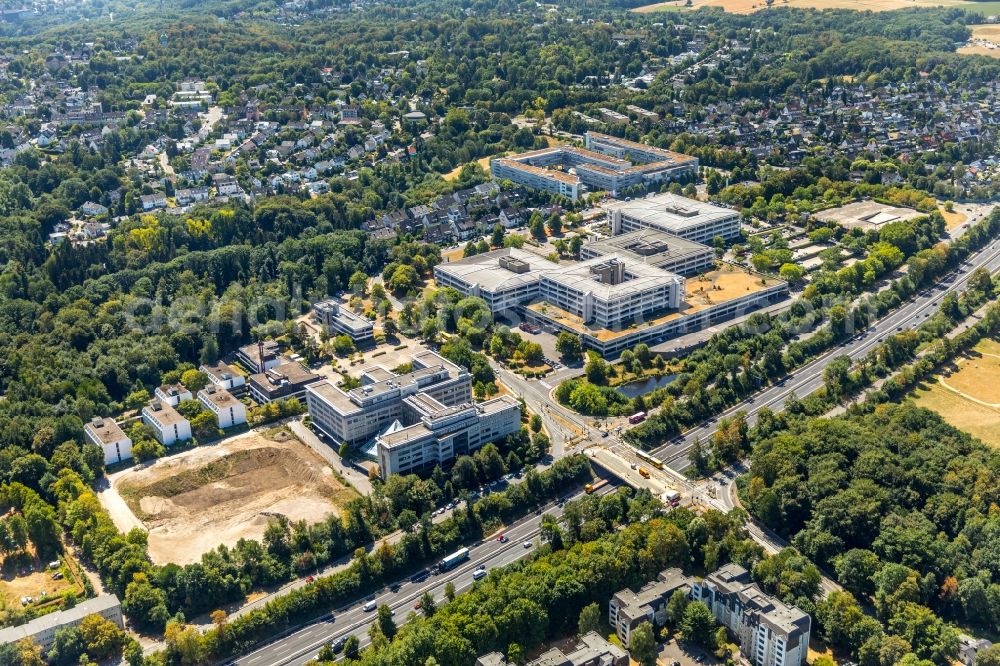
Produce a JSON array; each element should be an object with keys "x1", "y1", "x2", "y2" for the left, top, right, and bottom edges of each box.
[{"x1": 911, "y1": 337, "x2": 1000, "y2": 447}]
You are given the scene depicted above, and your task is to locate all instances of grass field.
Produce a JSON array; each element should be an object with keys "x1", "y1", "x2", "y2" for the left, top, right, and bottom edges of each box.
[
  {"x1": 910, "y1": 337, "x2": 1000, "y2": 447},
  {"x1": 940, "y1": 207, "x2": 967, "y2": 230},
  {"x1": 443, "y1": 155, "x2": 495, "y2": 182},
  {"x1": 633, "y1": 0, "x2": 1000, "y2": 14},
  {"x1": 958, "y1": 24, "x2": 1000, "y2": 58}
]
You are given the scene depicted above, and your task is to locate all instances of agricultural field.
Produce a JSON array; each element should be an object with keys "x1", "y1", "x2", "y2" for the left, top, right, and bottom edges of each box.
[
  {"x1": 911, "y1": 337, "x2": 1000, "y2": 447},
  {"x1": 100, "y1": 428, "x2": 360, "y2": 565},
  {"x1": 633, "y1": 0, "x2": 1000, "y2": 14},
  {"x1": 958, "y1": 24, "x2": 1000, "y2": 58}
]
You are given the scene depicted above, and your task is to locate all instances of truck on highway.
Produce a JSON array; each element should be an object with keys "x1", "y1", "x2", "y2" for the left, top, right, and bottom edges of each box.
[
  {"x1": 585, "y1": 478, "x2": 609, "y2": 494},
  {"x1": 438, "y1": 547, "x2": 470, "y2": 572}
]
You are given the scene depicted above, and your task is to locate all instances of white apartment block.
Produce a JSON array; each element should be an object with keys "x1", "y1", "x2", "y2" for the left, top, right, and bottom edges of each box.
[
  {"x1": 197, "y1": 386, "x2": 247, "y2": 429},
  {"x1": 606, "y1": 193, "x2": 741, "y2": 244},
  {"x1": 142, "y1": 400, "x2": 192, "y2": 446},
  {"x1": 692, "y1": 564, "x2": 810, "y2": 666},
  {"x1": 154, "y1": 383, "x2": 192, "y2": 407},
  {"x1": 0, "y1": 595, "x2": 122, "y2": 651},
  {"x1": 84, "y1": 417, "x2": 133, "y2": 465},
  {"x1": 200, "y1": 361, "x2": 247, "y2": 393}
]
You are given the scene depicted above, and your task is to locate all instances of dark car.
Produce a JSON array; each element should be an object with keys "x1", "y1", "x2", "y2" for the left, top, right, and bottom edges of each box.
[
  {"x1": 332, "y1": 637, "x2": 347, "y2": 653},
  {"x1": 410, "y1": 569, "x2": 430, "y2": 583}
]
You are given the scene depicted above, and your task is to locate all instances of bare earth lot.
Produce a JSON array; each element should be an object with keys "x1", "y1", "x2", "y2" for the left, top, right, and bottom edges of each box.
[
  {"x1": 911, "y1": 337, "x2": 1000, "y2": 448},
  {"x1": 100, "y1": 429, "x2": 359, "y2": 565}
]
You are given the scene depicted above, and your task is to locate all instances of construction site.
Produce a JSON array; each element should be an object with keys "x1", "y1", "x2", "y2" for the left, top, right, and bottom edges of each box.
[{"x1": 99, "y1": 428, "x2": 360, "y2": 565}]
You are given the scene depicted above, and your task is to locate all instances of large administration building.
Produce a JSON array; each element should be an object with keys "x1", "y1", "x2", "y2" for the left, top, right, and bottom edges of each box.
[
  {"x1": 434, "y1": 194, "x2": 786, "y2": 355},
  {"x1": 490, "y1": 132, "x2": 698, "y2": 199},
  {"x1": 306, "y1": 350, "x2": 521, "y2": 478}
]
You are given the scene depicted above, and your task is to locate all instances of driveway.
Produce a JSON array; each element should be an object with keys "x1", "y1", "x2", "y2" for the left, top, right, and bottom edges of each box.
[{"x1": 288, "y1": 419, "x2": 374, "y2": 496}]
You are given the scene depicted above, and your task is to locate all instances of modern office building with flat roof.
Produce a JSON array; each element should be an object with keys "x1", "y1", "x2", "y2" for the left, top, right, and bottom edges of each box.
[
  {"x1": 605, "y1": 193, "x2": 741, "y2": 244},
  {"x1": 490, "y1": 132, "x2": 697, "y2": 199},
  {"x1": 306, "y1": 350, "x2": 520, "y2": 478},
  {"x1": 433, "y1": 248, "x2": 560, "y2": 317},
  {"x1": 581, "y1": 228, "x2": 715, "y2": 276},
  {"x1": 313, "y1": 299, "x2": 376, "y2": 345},
  {"x1": 539, "y1": 256, "x2": 684, "y2": 330}
]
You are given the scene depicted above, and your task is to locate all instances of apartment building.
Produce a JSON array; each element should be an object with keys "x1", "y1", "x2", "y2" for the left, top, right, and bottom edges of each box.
[
  {"x1": 248, "y1": 362, "x2": 322, "y2": 404},
  {"x1": 692, "y1": 564, "x2": 811, "y2": 666},
  {"x1": 609, "y1": 568, "x2": 692, "y2": 645},
  {"x1": 0, "y1": 595, "x2": 122, "y2": 651},
  {"x1": 154, "y1": 383, "x2": 192, "y2": 407},
  {"x1": 141, "y1": 400, "x2": 192, "y2": 446},
  {"x1": 307, "y1": 350, "x2": 520, "y2": 478},
  {"x1": 476, "y1": 632, "x2": 628, "y2": 666},
  {"x1": 84, "y1": 417, "x2": 133, "y2": 465},
  {"x1": 490, "y1": 156, "x2": 580, "y2": 199},
  {"x1": 581, "y1": 228, "x2": 715, "y2": 277},
  {"x1": 197, "y1": 386, "x2": 247, "y2": 429},
  {"x1": 605, "y1": 193, "x2": 741, "y2": 244},
  {"x1": 433, "y1": 249, "x2": 560, "y2": 317},
  {"x1": 200, "y1": 361, "x2": 247, "y2": 395},
  {"x1": 312, "y1": 299, "x2": 376, "y2": 345}
]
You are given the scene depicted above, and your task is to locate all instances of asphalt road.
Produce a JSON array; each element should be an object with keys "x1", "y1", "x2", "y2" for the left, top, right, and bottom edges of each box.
[
  {"x1": 231, "y1": 483, "x2": 617, "y2": 666},
  {"x1": 653, "y1": 234, "x2": 1000, "y2": 472}
]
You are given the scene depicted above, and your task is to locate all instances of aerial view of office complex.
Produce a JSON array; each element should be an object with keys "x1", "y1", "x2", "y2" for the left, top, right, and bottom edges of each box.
[{"x1": 1, "y1": 2, "x2": 999, "y2": 666}]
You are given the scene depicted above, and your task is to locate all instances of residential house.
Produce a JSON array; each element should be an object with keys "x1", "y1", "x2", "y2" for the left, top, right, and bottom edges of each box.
[
  {"x1": 84, "y1": 417, "x2": 133, "y2": 465},
  {"x1": 197, "y1": 386, "x2": 247, "y2": 429}
]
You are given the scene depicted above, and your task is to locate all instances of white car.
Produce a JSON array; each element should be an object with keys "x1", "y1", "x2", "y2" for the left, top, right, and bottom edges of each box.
[
  {"x1": 473, "y1": 568, "x2": 488, "y2": 580},
  {"x1": 363, "y1": 600, "x2": 377, "y2": 612},
  {"x1": 522, "y1": 540, "x2": 532, "y2": 549}
]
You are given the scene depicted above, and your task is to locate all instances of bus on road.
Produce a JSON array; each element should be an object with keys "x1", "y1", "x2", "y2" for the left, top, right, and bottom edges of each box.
[
  {"x1": 438, "y1": 547, "x2": 470, "y2": 572},
  {"x1": 628, "y1": 412, "x2": 647, "y2": 424}
]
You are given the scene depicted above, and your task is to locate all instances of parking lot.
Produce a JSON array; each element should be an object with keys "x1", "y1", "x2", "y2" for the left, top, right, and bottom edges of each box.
[{"x1": 658, "y1": 637, "x2": 728, "y2": 666}]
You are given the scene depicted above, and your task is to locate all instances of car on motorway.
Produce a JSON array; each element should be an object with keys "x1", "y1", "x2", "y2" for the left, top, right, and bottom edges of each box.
[
  {"x1": 523, "y1": 540, "x2": 532, "y2": 548},
  {"x1": 497, "y1": 534, "x2": 509, "y2": 543},
  {"x1": 389, "y1": 582, "x2": 401, "y2": 592},
  {"x1": 363, "y1": 599, "x2": 377, "y2": 612},
  {"x1": 414, "y1": 600, "x2": 423, "y2": 610},
  {"x1": 332, "y1": 637, "x2": 347, "y2": 653},
  {"x1": 473, "y1": 567, "x2": 488, "y2": 580}
]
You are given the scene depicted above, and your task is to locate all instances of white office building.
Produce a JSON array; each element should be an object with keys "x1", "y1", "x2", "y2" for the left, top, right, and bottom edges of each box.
[
  {"x1": 141, "y1": 400, "x2": 192, "y2": 446},
  {"x1": 306, "y1": 350, "x2": 521, "y2": 478},
  {"x1": 605, "y1": 193, "x2": 741, "y2": 244},
  {"x1": 313, "y1": 300, "x2": 376, "y2": 345},
  {"x1": 84, "y1": 417, "x2": 133, "y2": 465},
  {"x1": 200, "y1": 361, "x2": 247, "y2": 394},
  {"x1": 433, "y1": 248, "x2": 560, "y2": 317},
  {"x1": 197, "y1": 386, "x2": 247, "y2": 429},
  {"x1": 539, "y1": 256, "x2": 684, "y2": 330}
]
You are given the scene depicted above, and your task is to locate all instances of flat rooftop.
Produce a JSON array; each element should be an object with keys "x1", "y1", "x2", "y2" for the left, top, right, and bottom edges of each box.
[
  {"x1": 85, "y1": 418, "x2": 128, "y2": 445},
  {"x1": 435, "y1": 248, "x2": 560, "y2": 293},
  {"x1": 584, "y1": 228, "x2": 711, "y2": 266},
  {"x1": 587, "y1": 131, "x2": 694, "y2": 165},
  {"x1": 543, "y1": 254, "x2": 680, "y2": 300},
  {"x1": 813, "y1": 200, "x2": 924, "y2": 230},
  {"x1": 605, "y1": 193, "x2": 737, "y2": 231},
  {"x1": 198, "y1": 386, "x2": 242, "y2": 409},
  {"x1": 144, "y1": 400, "x2": 187, "y2": 425},
  {"x1": 528, "y1": 264, "x2": 784, "y2": 341}
]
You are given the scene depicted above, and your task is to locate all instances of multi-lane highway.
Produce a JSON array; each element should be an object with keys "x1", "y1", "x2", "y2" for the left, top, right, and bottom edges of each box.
[
  {"x1": 232, "y1": 483, "x2": 616, "y2": 666},
  {"x1": 652, "y1": 233, "x2": 1000, "y2": 471}
]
